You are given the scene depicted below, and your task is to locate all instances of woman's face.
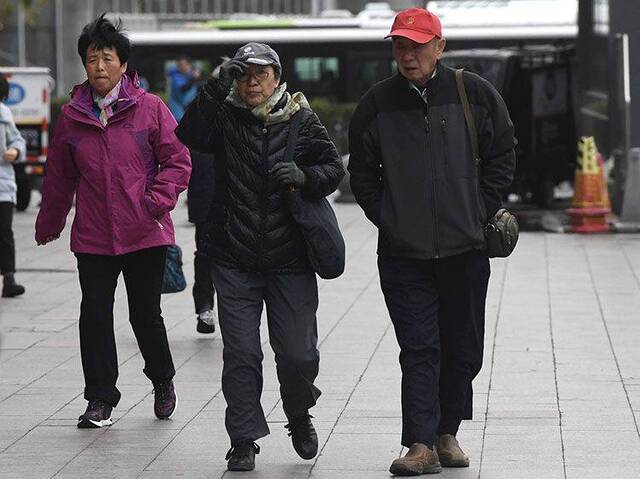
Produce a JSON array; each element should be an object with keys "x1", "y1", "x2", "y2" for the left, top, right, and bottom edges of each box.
[
  {"x1": 236, "y1": 65, "x2": 280, "y2": 108},
  {"x1": 84, "y1": 45, "x2": 127, "y2": 97}
]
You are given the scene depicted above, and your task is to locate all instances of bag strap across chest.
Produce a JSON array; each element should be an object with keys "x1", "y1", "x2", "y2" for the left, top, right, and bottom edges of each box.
[{"x1": 455, "y1": 69, "x2": 480, "y2": 164}]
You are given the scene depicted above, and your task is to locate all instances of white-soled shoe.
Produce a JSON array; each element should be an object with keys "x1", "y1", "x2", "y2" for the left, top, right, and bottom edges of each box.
[{"x1": 196, "y1": 309, "x2": 216, "y2": 334}]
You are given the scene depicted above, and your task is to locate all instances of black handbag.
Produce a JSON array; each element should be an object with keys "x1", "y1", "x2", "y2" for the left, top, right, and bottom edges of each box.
[
  {"x1": 456, "y1": 69, "x2": 519, "y2": 258},
  {"x1": 485, "y1": 208, "x2": 520, "y2": 258},
  {"x1": 282, "y1": 110, "x2": 346, "y2": 279},
  {"x1": 161, "y1": 244, "x2": 187, "y2": 294}
]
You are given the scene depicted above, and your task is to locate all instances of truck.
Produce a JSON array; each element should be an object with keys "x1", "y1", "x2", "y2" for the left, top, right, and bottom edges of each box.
[{"x1": 0, "y1": 67, "x2": 54, "y2": 211}]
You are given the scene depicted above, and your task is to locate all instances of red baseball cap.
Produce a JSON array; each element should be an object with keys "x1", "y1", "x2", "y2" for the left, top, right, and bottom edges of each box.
[{"x1": 385, "y1": 8, "x2": 443, "y2": 44}]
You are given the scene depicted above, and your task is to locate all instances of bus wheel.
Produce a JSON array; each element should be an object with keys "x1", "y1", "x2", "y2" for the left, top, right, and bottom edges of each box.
[{"x1": 15, "y1": 177, "x2": 31, "y2": 211}]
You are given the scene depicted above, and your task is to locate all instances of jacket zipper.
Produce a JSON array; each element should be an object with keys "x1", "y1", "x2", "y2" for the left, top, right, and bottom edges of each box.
[
  {"x1": 257, "y1": 125, "x2": 269, "y2": 270},
  {"x1": 441, "y1": 118, "x2": 448, "y2": 167},
  {"x1": 425, "y1": 109, "x2": 440, "y2": 259}
]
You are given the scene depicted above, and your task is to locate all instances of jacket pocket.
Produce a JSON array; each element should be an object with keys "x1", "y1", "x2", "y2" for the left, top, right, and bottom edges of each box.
[{"x1": 438, "y1": 177, "x2": 486, "y2": 249}]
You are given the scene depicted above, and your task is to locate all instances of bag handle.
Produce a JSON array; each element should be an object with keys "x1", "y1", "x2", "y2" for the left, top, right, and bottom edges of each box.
[{"x1": 455, "y1": 69, "x2": 480, "y2": 163}]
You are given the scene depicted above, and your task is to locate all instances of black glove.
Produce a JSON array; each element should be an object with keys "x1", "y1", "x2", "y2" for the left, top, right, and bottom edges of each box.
[
  {"x1": 270, "y1": 162, "x2": 307, "y2": 189},
  {"x1": 219, "y1": 59, "x2": 246, "y2": 91},
  {"x1": 205, "y1": 59, "x2": 245, "y2": 96}
]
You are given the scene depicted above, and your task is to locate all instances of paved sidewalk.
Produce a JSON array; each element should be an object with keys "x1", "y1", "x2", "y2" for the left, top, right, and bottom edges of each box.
[{"x1": 1, "y1": 197, "x2": 640, "y2": 479}]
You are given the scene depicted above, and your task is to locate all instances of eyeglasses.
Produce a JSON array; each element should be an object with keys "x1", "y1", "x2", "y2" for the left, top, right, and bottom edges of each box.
[{"x1": 237, "y1": 70, "x2": 270, "y2": 83}]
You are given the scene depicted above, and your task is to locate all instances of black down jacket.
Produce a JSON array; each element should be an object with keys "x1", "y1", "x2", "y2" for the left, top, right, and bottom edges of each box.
[{"x1": 176, "y1": 84, "x2": 344, "y2": 273}]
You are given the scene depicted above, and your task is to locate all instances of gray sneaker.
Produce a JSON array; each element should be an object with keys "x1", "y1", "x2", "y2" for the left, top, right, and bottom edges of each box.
[{"x1": 197, "y1": 309, "x2": 216, "y2": 334}]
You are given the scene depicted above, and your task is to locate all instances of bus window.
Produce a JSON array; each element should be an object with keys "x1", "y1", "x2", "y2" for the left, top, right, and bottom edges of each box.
[
  {"x1": 347, "y1": 54, "x2": 393, "y2": 100},
  {"x1": 293, "y1": 57, "x2": 339, "y2": 98},
  {"x1": 441, "y1": 56, "x2": 505, "y2": 90}
]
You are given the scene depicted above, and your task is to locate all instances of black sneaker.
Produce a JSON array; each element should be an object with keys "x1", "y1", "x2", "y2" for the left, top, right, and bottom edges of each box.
[
  {"x1": 285, "y1": 413, "x2": 318, "y2": 460},
  {"x1": 196, "y1": 309, "x2": 216, "y2": 334},
  {"x1": 225, "y1": 440, "x2": 260, "y2": 471},
  {"x1": 153, "y1": 380, "x2": 177, "y2": 419},
  {"x1": 2, "y1": 273, "x2": 25, "y2": 298},
  {"x1": 78, "y1": 399, "x2": 113, "y2": 429}
]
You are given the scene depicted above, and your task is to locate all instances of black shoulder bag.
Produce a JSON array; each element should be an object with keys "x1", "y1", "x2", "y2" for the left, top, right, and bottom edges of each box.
[
  {"x1": 455, "y1": 69, "x2": 519, "y2": 258},
  {"x1": 282, "y1": 110, "x2": 346, "y2": 279}
]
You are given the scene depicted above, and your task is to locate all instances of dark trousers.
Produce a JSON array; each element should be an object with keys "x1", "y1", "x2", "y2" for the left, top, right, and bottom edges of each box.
[
  {"x1": 193, "y1": 222, "x2": 215, "y2": 314},
  {"x1": 75, "y1": 246, "x2": 176, "y2": 407},
  {"x1": 0, "y1": 202, "x2": 16, "y2": 274},
  {"x1": 378, "y1": 249, "x2": 490, "y2": 448},
  {"x1": 210, "y1": 263, "x2": 322, "y2": 445}
]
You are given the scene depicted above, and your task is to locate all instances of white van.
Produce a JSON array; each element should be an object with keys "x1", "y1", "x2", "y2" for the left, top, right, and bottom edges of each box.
[{"x1": 0, "y1": 67, "x2": 54, "y2": 210}]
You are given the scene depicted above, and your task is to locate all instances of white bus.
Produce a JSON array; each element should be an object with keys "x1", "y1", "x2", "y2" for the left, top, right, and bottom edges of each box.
[{"x1": 127, "y1": 2, "x2": 577, "y2": 102}]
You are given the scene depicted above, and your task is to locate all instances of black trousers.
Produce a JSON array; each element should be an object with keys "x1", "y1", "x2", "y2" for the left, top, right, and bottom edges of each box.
[
  {"x1": 193, "y1": 222, "x2": 215, "y2": 314},
  {"x1": 75, "y1": 246, "x2": 176, "y2": 407},
  {"x1": 378, "y1": 249, "x2": 490, "y2": 448},
  {"x1": 0, "y1": 201, "x2": 16, "y2": 274},
  {"x1": 210, "y1": 263, "x2": 322, "y2": 445}
]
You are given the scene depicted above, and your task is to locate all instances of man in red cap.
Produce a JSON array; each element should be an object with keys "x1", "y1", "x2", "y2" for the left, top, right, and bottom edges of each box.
[{"x1": 349, "y1": 7, "x2": 516, "y2": 476}]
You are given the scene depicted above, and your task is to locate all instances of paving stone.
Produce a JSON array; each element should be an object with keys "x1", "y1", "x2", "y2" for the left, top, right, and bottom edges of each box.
[{"x1": 3, "y1": 201, "x2": 640, "y2": 477}]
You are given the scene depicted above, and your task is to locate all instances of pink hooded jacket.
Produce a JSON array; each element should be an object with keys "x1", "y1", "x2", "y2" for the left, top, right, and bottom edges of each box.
[{"x1": 35, "y1": 72, "x2": 191, "y2": 255}]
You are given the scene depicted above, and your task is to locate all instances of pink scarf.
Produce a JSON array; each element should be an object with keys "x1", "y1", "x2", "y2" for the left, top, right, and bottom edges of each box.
[{"x1": 93, "y1": 80, "x2": 122, "y2": 126}]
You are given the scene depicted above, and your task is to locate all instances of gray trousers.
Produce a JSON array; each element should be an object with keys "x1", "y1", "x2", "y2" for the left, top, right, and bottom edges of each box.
[{"x1": 211, "y1": 263, "x2": 322, "y2": 445}]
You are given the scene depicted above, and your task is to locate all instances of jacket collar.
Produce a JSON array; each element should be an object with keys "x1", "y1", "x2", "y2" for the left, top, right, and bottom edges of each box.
[
  {"x1": 67, "y1": 71, "x2": 144, "y2": 124},
  {"x1": 401, "y1": 61, "x2": 443, "y2": 102}
]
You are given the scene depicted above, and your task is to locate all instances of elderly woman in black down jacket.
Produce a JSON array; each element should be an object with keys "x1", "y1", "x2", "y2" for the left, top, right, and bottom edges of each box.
[{"x1": 176, "y1": 42, "x2": 344, "y2": 472}]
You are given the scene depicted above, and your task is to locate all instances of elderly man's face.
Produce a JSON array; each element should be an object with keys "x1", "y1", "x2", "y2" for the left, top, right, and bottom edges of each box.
[
  {"x1": 85, "y1": 45, "x2": 126, "y2": 97},
  {"x1": 236, "y1": 65, "x2": 279, "y2": 108},
  {"x1": 392, "y1": 36, "x2": 446, "y2": 88}
]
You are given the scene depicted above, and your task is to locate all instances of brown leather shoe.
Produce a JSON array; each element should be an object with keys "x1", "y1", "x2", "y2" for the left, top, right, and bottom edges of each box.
[
  {"x1": 436, "y1": 434, "x2": 470, "y2": 467},
  {"x1": 389, "y1": 442, "x2": 442, "y2": 476}
]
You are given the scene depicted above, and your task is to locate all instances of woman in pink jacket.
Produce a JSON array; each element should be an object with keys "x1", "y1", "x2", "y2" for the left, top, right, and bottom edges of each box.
[{"x1": 35, "y1": 15, "x2": 191, "y2": 429}]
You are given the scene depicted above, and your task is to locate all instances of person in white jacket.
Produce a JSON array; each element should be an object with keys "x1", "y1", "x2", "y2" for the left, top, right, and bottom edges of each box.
[{"x1": 0, "y1": 73, "x2": 26, "y2": 298}]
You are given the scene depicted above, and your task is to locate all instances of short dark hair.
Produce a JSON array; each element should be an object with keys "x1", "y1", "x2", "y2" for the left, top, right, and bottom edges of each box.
[
  {"x1": 0, "y1": 73, "x2": 8, "y2": 102},
  {"x1": 77, "y1": 13, "x2": 130, "y2": 65}
]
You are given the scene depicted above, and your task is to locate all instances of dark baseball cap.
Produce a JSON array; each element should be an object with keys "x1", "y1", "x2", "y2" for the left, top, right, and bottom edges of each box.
[{"x1": 233, "y1": 42, "x2": 281, "y2": 70}]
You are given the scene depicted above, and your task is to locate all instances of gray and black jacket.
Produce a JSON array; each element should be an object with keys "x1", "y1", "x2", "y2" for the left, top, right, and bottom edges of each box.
[{"x1": 348, "y1": 63, "x2": 516, "y2": 259}]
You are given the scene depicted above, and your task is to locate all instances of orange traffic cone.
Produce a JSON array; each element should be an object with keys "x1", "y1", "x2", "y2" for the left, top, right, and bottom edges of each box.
[{"x1": 566, "y1": 137, "x2": 611, "y2": 233}]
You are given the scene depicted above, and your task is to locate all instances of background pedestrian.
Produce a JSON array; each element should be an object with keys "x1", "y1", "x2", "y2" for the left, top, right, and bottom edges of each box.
[{"x1": 0, "y1": 73, "x2": 26, "y2": 298}]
